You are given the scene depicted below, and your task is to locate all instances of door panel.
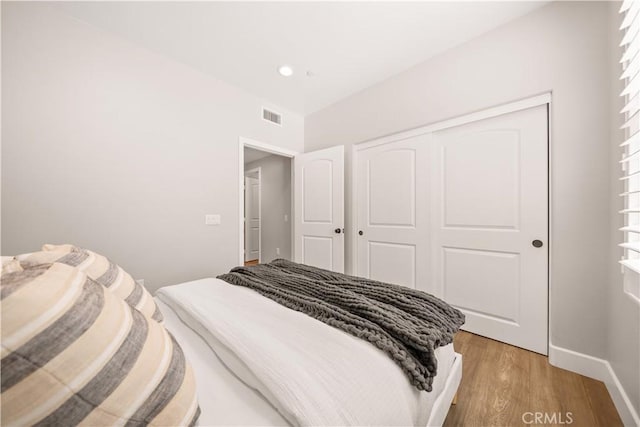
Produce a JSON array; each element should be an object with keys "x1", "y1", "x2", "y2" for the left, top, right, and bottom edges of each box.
[
  {"x1": 302, "y1": 236, "x2": 333, "y2": 271},
  {"x1": 356, "y1": 135, "x2": 430, "y2": 292},
  {"x1": 443, "y1": 247, "x2": 520, "y2": 323},
  {"x1": 369, "y1": 149, "x2": 416, "y2": 227},
  {"x1": 294, "y1": 146, "x2": 344, "y2": 272},
  {"x1": 368, "y1": 241, "x2": 416, "y2": 288},
  {"x1": 442, "y1": 130, "x2": 520, "y2": 229},
  {"x1": 303, "y1": 160, "x2": 333, "y2": 223},
  {"x1": 431, "y1": 105, "x2": 548, "y2": 354}
]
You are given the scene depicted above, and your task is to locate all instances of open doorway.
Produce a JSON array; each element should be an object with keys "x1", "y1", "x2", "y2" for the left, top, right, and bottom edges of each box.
[{"x1": 242, "y1": 141, "x2": 294, "y2": 266}]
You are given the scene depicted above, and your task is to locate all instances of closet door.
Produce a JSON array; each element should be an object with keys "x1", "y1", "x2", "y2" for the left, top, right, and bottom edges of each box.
[
  {"x1": 355, "y1": 135, "x2": 430, "y2": 291},
  {"x1": 430, "y1": 105, "x2": 548, "y2": 354}
]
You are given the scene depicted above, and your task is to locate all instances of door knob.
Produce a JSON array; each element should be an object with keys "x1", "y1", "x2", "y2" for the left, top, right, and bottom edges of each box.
[
  {"x1": 532, "y1": 240, "x2": 543, "y2": 248},
  {"x1": 334, "y1": 228, "x2": 342, "y2": 234},
  {"x1": 358, "y1": 230, "x2": 364, "y2": 236}
]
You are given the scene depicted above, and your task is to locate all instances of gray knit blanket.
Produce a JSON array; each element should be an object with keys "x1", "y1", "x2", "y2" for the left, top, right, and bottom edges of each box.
[{"x1": 217, "y1": 259, "x2": 465, "y2": 392}]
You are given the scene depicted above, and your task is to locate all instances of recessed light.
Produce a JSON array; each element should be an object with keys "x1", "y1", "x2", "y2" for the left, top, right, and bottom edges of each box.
[{"x1": 278, "y1": 65, "x2": 293, "y2": 77}]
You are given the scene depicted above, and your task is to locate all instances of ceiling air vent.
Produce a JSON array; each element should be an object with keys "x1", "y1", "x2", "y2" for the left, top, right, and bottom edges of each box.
[{"x1": 262, "y1": 108, "x2": 282, "y2": 126}]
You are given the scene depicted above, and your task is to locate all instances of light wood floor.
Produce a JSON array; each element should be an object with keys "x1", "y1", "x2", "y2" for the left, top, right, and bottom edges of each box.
[
  {"x1": 244, "y1": 259, "x2": 259, "y2": 266},
  {"x1": 444, "y1": 331, "x2": 622, "y2": 427}
]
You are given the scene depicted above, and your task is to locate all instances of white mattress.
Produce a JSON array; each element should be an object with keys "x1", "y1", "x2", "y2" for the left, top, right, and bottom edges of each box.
[{"x1": 156, "y1": 278, "x2": 457, "y2": 426}]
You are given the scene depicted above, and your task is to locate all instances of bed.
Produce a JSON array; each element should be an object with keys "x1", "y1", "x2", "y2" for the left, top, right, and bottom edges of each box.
[
  {"x1": 155, "y1": 277, "x2": 463, "y2": 427},
  {"x1": 1, "y1": 247, "x2": 463, "y2": 427}
]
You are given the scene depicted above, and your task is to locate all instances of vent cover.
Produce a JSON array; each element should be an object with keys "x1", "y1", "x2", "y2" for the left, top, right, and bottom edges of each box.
[{"x1": 262, "y1": 108, "x2": 282, "y2": 126}]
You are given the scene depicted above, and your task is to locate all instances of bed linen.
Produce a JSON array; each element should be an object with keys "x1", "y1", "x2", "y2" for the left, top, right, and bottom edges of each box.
[
  {"x1": 155, "y1": 299, "x2": 288, "y2": 426},
  {"x1": 156, "y1": 278, "x2": 457, "y2": 427},
  {"x1": 219, "y1": 259, "x2": 464, "y2": 392}
]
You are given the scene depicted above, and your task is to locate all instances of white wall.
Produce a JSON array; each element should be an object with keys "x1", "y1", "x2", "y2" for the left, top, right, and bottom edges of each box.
[
  {"x1": 306, "y1": 1, "x2": 612, "y2": 361},
  {"x1": 1, "y1": 2, "x2": 304, "y2": 293},
  {"x1": 607, "y1": 2, "x2": 640, "y2": 419},
  {"x1": 245, "y1": 154, "x2": 292, "y2": 263}
]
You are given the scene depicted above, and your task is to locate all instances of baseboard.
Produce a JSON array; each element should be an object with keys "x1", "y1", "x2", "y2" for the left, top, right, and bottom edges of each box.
[
  {"x1": 605, "y1": 362, "x2": 640, "y2": 427},
  {"x1": 548, "y1": 343, "x2": 610, "y2": 380},
  {"x1": 549, "y1": 343, "x2": 640, "y2": 426}
]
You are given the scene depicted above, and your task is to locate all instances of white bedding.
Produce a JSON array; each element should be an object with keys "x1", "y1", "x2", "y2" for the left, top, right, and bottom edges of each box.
[
  {"x1": 156, "y1": 298, "x2": 289, "y2": 426},
  {"x1": 157, "y1": 278, "x2": 456, "y2": 427}
]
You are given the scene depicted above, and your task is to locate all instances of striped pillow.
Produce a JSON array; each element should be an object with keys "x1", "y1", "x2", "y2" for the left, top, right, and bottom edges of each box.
[
  {"x1": 18, "y1": 244, "x2": 163, "y2": 323},
  {"x1": 1, "y1": 257, "x2": 22, "y2": 274},
  {"x1": 1, "y1": 262, "x2": 200, "y2": 426}
]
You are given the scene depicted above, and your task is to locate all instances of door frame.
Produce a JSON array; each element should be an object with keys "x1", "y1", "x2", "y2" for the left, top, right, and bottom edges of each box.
[
  {"x1": 351, "y1": 92, "x2": 552, "y2": 349},
  {"x1": 238, "y1": 137, "x2": 298, "y2": 266},
  {"x1": 244, "y1": 167, "x2": 262, "y2": 263}
]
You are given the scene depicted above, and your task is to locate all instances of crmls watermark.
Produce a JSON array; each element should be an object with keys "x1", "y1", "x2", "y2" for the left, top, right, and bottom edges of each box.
[{"x1": 522, "y1": 412, "x2": 574, "y2": 425}]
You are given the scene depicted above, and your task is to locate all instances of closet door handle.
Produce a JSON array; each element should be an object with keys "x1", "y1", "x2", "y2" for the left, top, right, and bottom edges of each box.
[
  {"x1": 358, "y1": 230, "x2": 364, "y2": 236},
  {"x1": 334, "y1": 228, "x2": 342, "y2": 234},
  {"x1": 532, "y1": 240, "x2": 543, "y2": 248}
]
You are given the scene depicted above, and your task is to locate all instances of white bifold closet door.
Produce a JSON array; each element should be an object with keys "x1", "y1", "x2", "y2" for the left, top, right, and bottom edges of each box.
[
  {"x1": 294, "y1": 145, "x2": 345, "y2": 273},
  {"x1": 355, "y1": 104, "x2": 548, "y2": 354}
]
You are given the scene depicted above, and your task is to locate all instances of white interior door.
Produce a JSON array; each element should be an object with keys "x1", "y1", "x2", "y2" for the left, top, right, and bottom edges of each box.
[
  {"x1": 294, "y1": 145, "x2": 344, "y2": 272},
  {"x1": 356, "y1": 135, "x2": 430, "y2": 290},
  {"x1": 430, "y1": 105, "x2": 548, "y2": 354},
  {"x1": 244, "y1": 175, "x2": 260, "y2": 262}
]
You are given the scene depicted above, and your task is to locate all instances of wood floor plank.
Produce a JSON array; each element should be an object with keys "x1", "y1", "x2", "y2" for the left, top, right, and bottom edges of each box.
[
  {"x1": 529, "y1": 350, "x2": 564, "y2": 418},
  {"x1": 443, "y1": 331, "x2": 622, "y2": 427},
  {"x1": 444, "y1": 332, "x2": 490, "y2": 426},
  {"x1": 546, "y1": 361, "x2": 597, "y2": 427},
  {"x1": 465, "y1": 335, "x2": 502, "y2": 426},
  {"x1": 581, "y1": 375, "x2": 624, "y2": 426},
  {"x1": 483, "y1": 338, "x2": 530, "y2": 426}
]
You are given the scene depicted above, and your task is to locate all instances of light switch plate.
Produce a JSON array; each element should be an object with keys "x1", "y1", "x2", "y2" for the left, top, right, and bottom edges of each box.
[{"x1": 205, "y1": 214, "x2": 221, "y2": 225}]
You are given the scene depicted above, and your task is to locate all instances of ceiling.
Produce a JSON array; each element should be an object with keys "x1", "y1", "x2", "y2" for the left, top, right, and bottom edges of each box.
[{"x1": 52, "y1": 1, "x2": 548, "y2": 115}]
